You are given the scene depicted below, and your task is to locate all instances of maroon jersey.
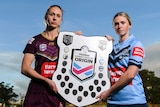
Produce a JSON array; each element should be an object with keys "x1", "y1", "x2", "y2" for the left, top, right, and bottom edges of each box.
[{"x1": 23, "y1": 33, "x2": 65, "y2": 107}]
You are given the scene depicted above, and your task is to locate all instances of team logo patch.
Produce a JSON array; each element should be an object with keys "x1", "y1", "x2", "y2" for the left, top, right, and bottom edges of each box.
[
  {"x1": 52, "y1": 32, "x2": 112, "y2": 106},
  {"x1": 132, "y1": 47, "x2": 144, "y2": 58},
  {"x1": 39, "y1": 43, "x2": 47, "y2": 51}
]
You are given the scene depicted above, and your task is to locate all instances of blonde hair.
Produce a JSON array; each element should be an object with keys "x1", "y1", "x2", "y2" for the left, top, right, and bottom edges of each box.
[{"x1": 113, "y1": 12, "x2": 132, "y2": 26}]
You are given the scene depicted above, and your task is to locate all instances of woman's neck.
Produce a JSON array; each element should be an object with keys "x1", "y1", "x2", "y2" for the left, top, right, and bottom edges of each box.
[
  {"x1": 119, "y1": 33, "x2": 130, "y2": 43},
  {"x1": 44, "y1": 28, "x2": 59, "y2": 41}
]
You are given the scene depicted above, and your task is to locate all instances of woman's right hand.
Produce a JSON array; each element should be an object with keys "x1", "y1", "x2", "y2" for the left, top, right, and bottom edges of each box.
[{"x1": 45, "y1": 78, "x2": 58, "y2": 93}]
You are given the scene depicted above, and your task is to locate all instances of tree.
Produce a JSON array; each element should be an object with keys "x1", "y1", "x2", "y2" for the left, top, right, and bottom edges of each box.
[
  {"x1": 0, "y1": 81, "x2": 18, "y2": 105},
  {"x1": 139, "y1": 69, "x2": 160, "y2": 104}
]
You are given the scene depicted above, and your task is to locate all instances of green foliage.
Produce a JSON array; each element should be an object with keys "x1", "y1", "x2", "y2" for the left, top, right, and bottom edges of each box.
[
  {"x1": 139, "y1": 69, "x2": 160, "y2": 104},
  {"x1": 0, "y1": 81, "x2": 18, "y2": 104}
]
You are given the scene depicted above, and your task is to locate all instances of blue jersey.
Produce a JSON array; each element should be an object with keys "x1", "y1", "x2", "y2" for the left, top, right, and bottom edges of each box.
[{"x1": 107, "y1": 35, "x2": 147, "y2": 104}]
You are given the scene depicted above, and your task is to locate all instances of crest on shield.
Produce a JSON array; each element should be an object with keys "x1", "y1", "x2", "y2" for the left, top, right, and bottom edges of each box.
[
  {"x1": 63, "y1": 34, "x2": 73, "y2": 46},
  {"x1": 71, "y1": 46, "x2": 96, "y2": 81}
]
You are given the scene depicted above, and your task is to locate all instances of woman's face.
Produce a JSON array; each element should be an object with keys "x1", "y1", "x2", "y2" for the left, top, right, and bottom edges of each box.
[
  {"x1": 46, "y1": 6, "x2": 62, "y2": 28},
  {"x1": 113, "y1": 16, "x2": 131, "y2": 38}
]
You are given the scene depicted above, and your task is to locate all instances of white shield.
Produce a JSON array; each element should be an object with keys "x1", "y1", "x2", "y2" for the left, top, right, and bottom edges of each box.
[{"x1": 52, "y1": 32, "x2": 112, "y2": 107}]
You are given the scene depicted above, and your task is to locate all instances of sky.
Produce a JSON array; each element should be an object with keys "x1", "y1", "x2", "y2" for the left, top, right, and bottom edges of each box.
[{"x1": 0, "y1": 0, "x2": 160, "y2": 99}]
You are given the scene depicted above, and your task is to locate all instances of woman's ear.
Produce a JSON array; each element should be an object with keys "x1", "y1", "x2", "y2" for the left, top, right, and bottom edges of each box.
[{"x1": 46, "y1": 19, "x2": 50, "y2": 25}]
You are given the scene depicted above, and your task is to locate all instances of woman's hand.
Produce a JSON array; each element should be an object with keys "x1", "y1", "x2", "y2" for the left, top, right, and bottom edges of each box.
[
  {"x1": 96, "y1": 89, "x2": 111, "y2": 102},
  {"x1": 105, "y1": 35, "x2": 114, "y2": 41},
  {"x1": 45, "y1": 78, "x2": 58, "y2": 93},
  {"x1": 75, "y1": 31, "x2": 83, "y2": 35}
]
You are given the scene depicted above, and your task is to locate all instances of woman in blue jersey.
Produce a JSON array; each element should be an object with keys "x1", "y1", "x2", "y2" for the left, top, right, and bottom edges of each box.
[
  {"x1": 96, "y1": 12, "x2": 148, "y2": 107},
  {"x1": 21, "y1": 5, "x2": 65, "y2": 107}
]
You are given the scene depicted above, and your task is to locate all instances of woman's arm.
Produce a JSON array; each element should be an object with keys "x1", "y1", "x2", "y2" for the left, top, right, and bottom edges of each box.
[
  {"x1": 21, "y1": 53, "x2": 58, "y2": 93},
  {"x1": 96, "y1": 65, "x2": 138, "y2": 101}
]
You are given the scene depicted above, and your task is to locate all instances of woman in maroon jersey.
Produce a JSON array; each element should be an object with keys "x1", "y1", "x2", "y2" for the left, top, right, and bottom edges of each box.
[{"x1": 21, "y1": 5, "x2": 65, "y2": 107}]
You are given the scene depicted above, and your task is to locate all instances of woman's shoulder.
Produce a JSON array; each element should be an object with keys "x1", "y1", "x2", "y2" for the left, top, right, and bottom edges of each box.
[
  {"x1": 133, "y1": 39, "x2": 144, "y2": 48},
  {"x1": 32, "y1": 33, "x2": 43, "y2": 39},
  {"x1": 26, "y1": 33, "x2": 43, "y2": 45},
  {"x1": 130, "y1": 35, "x2": 144, "y2": 47}
]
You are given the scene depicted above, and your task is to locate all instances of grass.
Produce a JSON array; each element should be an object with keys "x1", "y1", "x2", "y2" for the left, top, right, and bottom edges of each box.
[{"x1": 66, "y1": 102, "x2": 106, "y2": 107}]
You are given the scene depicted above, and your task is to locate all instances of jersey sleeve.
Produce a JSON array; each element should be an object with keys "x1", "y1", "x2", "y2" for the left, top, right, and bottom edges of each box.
[
  {"x1": 129, "y1": 41, "x2": 145, "y2": 69},
  {"x1": 23, "y1": 37, "x2": 36, "y2": 54}
]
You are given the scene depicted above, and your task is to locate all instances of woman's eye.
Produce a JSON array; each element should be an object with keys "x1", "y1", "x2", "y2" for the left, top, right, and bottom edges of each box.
[
  {"x1": 49, "y1": 13, "x2": 54, "y2": 16},
  {"x1": 121, "y1": 21, "x2": 125, "y2": 24},
  {"x1": 114, "y1": 22, "x2": 119, "y2": 26}
]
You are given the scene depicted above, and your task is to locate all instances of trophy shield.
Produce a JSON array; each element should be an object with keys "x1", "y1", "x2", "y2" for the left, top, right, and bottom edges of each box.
[{"x1": 52, "y1": 32, "x2": 112, "y2": 107}]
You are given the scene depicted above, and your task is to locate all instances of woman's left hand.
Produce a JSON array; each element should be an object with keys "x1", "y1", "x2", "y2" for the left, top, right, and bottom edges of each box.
[
  {"x1": 75, "y1": 31, "x2": 83, "y2": 35},
  {"x1": 105, "y1": 35, "x2": 114, "y2": 41},
  {"x1": 96, "y1": 90, "x2": 110, "y2": 102},
  {"x1": 45, "y1": 78, "x2": 58, "y2": 93}
]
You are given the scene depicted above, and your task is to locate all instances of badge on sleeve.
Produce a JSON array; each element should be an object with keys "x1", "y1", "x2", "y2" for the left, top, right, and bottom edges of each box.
[{"x1": 52, "y1": 32, "x2": 112, "y2": 107}]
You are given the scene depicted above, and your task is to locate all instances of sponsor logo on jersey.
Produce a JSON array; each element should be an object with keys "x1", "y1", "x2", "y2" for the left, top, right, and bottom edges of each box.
[
  {"x1": 41, "y1": 62, "x2": 57, "y2": 78},
  {"x1": 109, "y1": 67, "x2": 132, "y2": 85},
  {"x1": 132, "y1": 47, "x2": 144, "y2": 58}
]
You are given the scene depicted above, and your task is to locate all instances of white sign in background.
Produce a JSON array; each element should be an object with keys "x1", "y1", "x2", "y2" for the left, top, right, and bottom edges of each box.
[{"x1": 52, "y1": 32, "x2": 113, "y2": 107}]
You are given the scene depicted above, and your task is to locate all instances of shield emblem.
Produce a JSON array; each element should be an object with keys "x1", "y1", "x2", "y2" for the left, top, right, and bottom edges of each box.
[
  {"x1": 98, "y1": 40, "x2": 107, "y2": 50},
  {"x1": 52, "y1": 32, "x2": 113, "y2": 107},
  {"x1": 63, "y1": 34, "x2": 73, "y2": 46},
  {"x1": 71, "y1": 46, "x2": 96, "y2": 81}
]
